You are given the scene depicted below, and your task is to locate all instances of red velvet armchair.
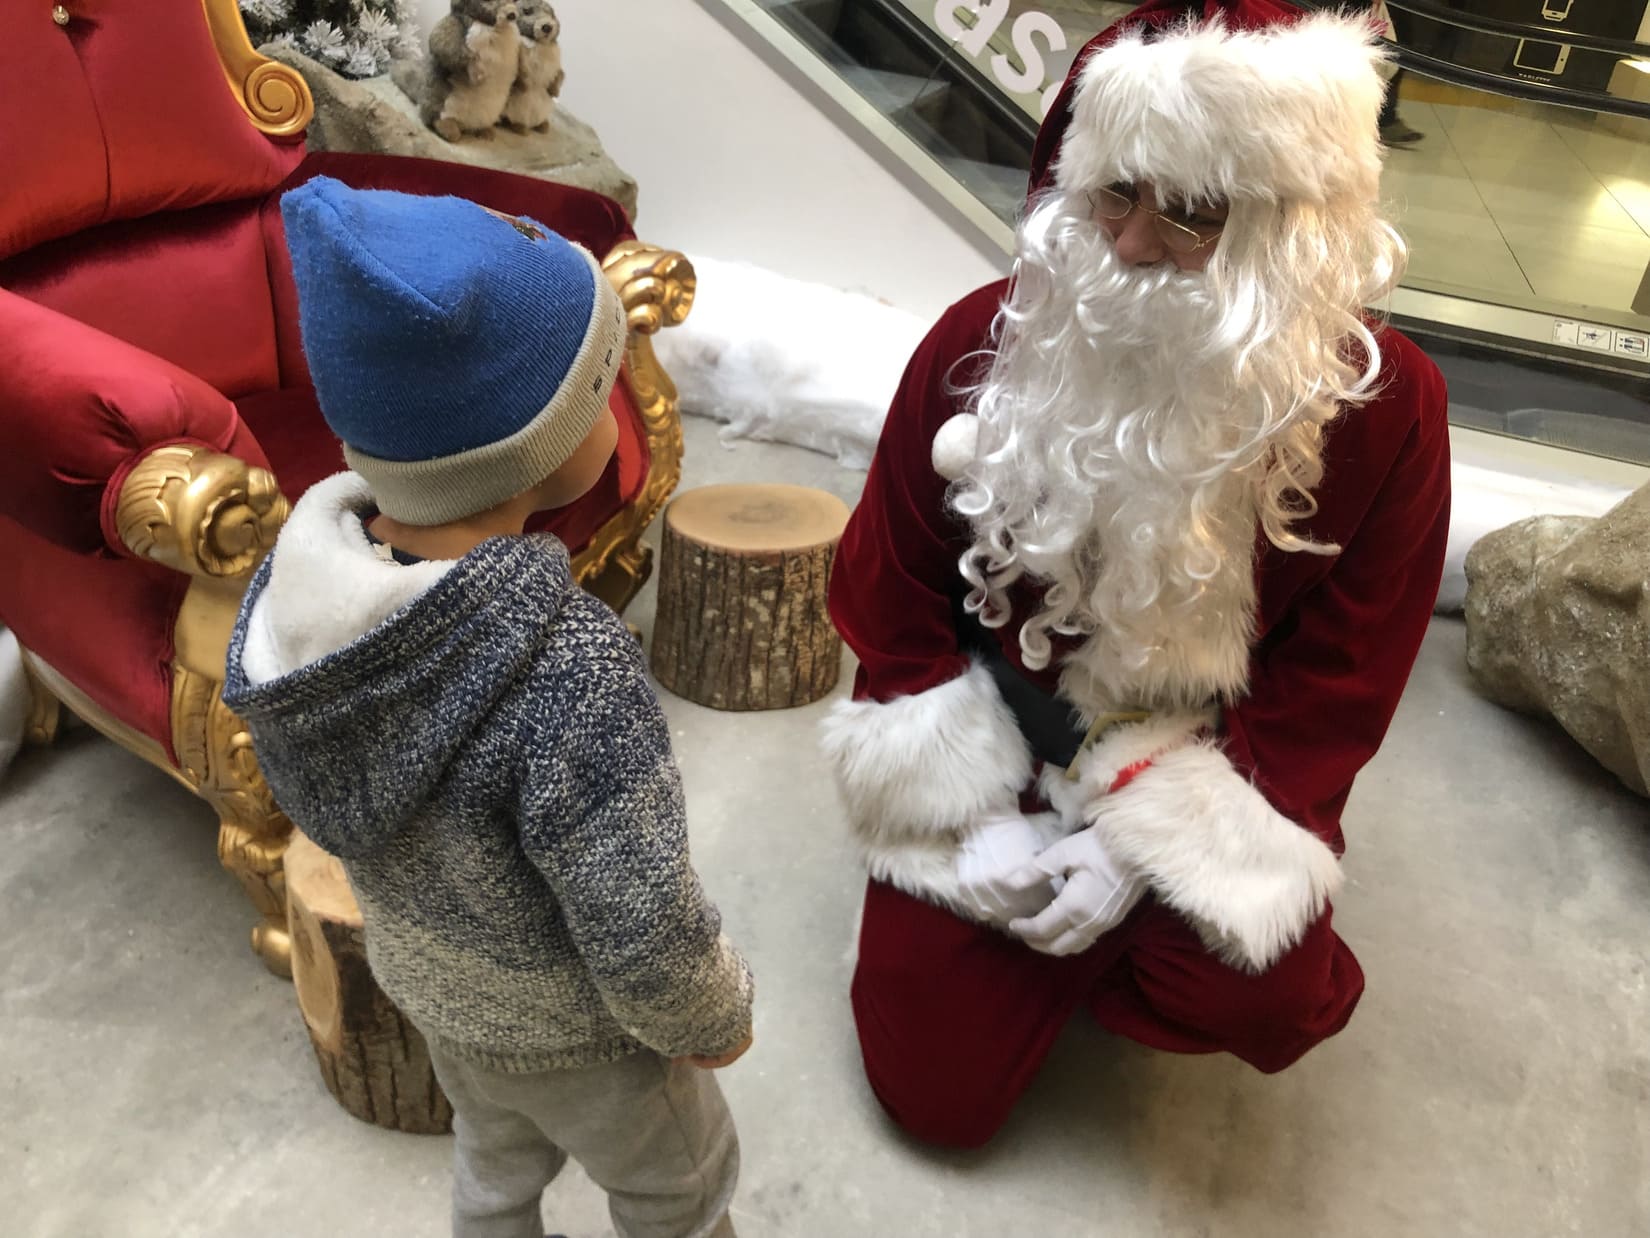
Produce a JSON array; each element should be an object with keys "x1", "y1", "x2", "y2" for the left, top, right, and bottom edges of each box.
[{"x1": 0, "y1": 0, "x2": 693, "y2": 989}]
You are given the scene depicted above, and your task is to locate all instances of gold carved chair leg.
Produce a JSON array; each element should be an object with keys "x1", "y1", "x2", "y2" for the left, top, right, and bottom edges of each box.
[
  {"x1": 119, "y1": 445, "x2": 295, "y2": 977},
  {"x1": 22, "y1": 665, "x2": 61, "y2": 747},
  {"x1": 173, "y1": 665, "x2": 295, "y2": 977}
]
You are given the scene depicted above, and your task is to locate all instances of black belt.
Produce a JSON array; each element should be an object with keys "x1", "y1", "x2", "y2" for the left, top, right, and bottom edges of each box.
[{"x1": 957, "y1": 611, "x2": 1089, "y2": 769}]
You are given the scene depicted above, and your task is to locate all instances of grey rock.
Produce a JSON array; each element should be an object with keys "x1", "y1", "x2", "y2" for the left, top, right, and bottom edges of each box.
[
  {"x1": 264, "y1": 45, "x2": 638, "y2": 219},
  {"x1": 1464, "y1": 484, "x2": 1650, "y2": 797}
]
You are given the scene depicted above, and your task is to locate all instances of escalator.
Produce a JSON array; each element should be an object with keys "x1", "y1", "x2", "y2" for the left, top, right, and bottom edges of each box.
[{"x1": 710, "y1": 0, "x2": 1650, "y2": 468}]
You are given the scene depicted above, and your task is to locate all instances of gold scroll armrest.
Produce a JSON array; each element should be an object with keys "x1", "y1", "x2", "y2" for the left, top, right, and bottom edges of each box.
[
  {"x1": 601, "y1": 239, "x2": 696, "y2": 417},
  {"x1": 116, "y1": 444, "x2": 290, "y2": 580},
  {"x1": 576, "y1": 243, "x2": 696, "y2": 611}
]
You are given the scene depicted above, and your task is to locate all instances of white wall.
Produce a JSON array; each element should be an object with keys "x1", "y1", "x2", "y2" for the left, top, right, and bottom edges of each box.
[{"x1": 413, "y1": 0, "x2": 1005, "y2": 317}]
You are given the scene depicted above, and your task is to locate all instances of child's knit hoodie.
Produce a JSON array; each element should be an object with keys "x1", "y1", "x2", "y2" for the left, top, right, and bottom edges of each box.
[{"x1": 223, "y1": 471, "x2": 753, "y2": 1072}]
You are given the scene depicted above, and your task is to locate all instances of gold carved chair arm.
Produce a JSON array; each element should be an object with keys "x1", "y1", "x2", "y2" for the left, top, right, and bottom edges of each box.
[
  {"x1": 116, "y1": 443, "x2": 296, "y2": 976},
  {"x1": 116, "y1": 444, "x2": 291, "y2": 579},
  {"x1": 576, "y1": 243, "x2": 695, "y2": 613},
  {"x1": 602, "y1": 241, "x2": 696, "y2": 428}
]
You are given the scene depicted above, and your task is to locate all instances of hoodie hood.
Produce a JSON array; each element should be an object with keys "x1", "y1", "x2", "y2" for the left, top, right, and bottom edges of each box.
[
  {"x1": 223, "y1": 472, "x2": 573, "y2": 858},
  {"x1": 1027, "y1": 0, "x2": 1387, "y2": 208}
]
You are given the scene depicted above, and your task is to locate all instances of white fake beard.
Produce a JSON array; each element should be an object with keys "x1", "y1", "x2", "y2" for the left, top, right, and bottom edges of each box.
[{"x1": 953, "y1": 190, "x2": 1393, "y2": 713}]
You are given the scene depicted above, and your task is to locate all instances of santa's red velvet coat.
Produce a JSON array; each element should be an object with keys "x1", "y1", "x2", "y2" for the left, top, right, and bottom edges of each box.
[{"x1": 822, "y1": 1, "x2": 1451, "y2": 1138}]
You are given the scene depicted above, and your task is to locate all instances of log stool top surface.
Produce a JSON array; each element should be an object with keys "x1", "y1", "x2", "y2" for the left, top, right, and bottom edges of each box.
[
  {"x1": 664, "y1": 483, "x2": 850, "y2": 553},
  {"x1": 652, "y1": 483, "x2": 851, "y2": 711}
]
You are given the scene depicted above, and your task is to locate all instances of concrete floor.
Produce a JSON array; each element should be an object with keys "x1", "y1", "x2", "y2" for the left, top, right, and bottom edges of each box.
[{"x1": 3, "y1": 416, "x2": 1648, "y2": 1238}]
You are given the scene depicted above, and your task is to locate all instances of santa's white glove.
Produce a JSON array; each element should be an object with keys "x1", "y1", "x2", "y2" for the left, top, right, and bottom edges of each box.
[
  {"x1": 955, "y1": 811, "x2": 1061, "y2": 925},
  {"x1": 1005, "y1": 824, "x2": 1147, "y2": 956}
]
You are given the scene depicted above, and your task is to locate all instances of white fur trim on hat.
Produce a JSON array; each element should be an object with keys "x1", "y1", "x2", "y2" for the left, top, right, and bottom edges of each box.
[
  {"x1": 1054, "y1": 11, "x2": 1389, "y2": 206},
  {"x1": 931, "y1": 412, "x2": 980, "y2": 481}
]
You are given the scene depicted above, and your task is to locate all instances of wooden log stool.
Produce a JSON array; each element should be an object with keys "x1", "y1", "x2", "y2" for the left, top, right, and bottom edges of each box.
[
  {"x1": 651, "y1": 483, "x2": 850, "y2": 710},
  {"x1": 283, "y1": 830, "x2": 453, "y2": 1133}
]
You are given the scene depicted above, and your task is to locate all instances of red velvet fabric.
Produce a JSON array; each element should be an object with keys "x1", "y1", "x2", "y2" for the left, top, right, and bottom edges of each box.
[
  {"x1": 1, "y1": 201, "x2": 285, "y2": 398},
  {"x1": 231, "y1": 387, "x2": 346, "y2": 499},
  {"x1": 0, "y1": 513, "x2": 186, "y2": 746},
  {"x1": 0, "y1": 0, "x2": 302, "y2": 263},
  {"x1": 853, "y1": 879, "x2": 1363, "y2": 1148},
  {"x1": 0, "y1": 287, "x2": 268, "y2": 556}
]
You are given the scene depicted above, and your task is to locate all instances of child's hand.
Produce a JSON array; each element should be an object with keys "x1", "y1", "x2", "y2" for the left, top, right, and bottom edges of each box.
[{"x1": 680, "y1": 1032, "x2": 753, "y2": 1070}]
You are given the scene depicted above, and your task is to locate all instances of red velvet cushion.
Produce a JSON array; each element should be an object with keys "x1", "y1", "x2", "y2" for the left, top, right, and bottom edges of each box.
[
  {"x1": 0, "y1": 0, "x2": 302, "y2": 263},
  {"x1": 236, "y1": 380, "x2": 651, "y2": 556},
  {"x1": 1, "y1": 201, "x2": 283, "y2": 399},
  {"x1": 0, "y1": 514, "x2": 183, "y2": 754},
  {"x1": 0, "y1": 288, "x2": 269, "y2": 557},
  {"x1": 232, "y1": 387, "x2": 344, "y2": 499}
]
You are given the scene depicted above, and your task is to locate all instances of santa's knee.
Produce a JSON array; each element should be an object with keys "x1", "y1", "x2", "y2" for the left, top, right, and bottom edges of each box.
[
  {"x1": 849, "y1": 976, "x2": 1019, "y2": 1150},
  {"x1": 861, "y1": 1067, "x2": 1014, "y2": 1150},
  {"x1": 1171, "y1": 946, "x2": 1364, "y2": 1071}
]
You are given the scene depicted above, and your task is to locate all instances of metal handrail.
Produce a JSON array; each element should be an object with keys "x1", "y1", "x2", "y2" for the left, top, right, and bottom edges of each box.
[
  {"x1": 1386, "y1": 0, "x2": 1650, "y2": 62},
  {"x1": 1393, "y1": 42, "x2": 1650, "y2": 119},
  {"x1": 1283, "y1": 0, "x2": 1650, "y2": 121}
]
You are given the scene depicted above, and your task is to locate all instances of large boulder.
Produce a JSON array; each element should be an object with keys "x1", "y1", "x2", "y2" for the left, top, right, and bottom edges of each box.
[
  {"x1": 264, "y1": 46, "x2": 638, "y2": 219},
  {"x1": 1463, "y1": 483, "x2": 1650, "y2": 796}
]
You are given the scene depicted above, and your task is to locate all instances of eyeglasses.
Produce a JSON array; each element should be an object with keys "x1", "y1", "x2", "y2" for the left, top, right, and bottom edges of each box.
[{"x1": 1087, "y1": 184, "x2": 1225, "y2": 255}]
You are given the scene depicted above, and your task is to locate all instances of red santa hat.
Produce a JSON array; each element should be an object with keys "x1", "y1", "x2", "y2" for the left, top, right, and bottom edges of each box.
[
  {"x1": 1029, "y1": 0, "x2": 1390, "y2": 207},
  {"x1": 931, "y1": 0, "x2": 1393, "y2": 483}
]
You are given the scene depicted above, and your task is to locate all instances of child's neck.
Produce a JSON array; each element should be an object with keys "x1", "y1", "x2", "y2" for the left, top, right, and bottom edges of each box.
[{"x1": 367, "y1": 497, "x2": 535, "y2": 562}]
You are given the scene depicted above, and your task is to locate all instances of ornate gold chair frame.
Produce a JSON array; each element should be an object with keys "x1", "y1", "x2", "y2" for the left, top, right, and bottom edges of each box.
[{"x1": 21, "y1": 30, "x2": 694, "y2": 994}]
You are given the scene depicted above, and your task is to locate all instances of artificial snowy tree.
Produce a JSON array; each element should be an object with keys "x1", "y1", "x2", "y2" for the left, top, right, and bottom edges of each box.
[{"x1": 240, "y1": 0, "x2": 422, "y2": 79}]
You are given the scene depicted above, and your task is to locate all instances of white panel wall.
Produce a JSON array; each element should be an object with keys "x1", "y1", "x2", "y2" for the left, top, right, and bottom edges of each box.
[{"x1": 412, "y1": 0, "x2": 1005, "y2": 317}]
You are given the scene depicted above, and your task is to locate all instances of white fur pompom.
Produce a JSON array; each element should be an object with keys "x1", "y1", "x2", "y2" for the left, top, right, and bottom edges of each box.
[{"x1": 931, "y1": 412, "x2": 979, "y2": 481}]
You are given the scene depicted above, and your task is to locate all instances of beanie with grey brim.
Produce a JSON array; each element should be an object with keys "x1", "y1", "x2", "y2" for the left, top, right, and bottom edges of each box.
[{"x1": 345, "y1": 263, "x2": 628, "y2": 527}]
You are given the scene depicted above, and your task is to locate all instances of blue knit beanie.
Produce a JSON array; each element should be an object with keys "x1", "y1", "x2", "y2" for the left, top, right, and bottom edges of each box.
[{"x1": 279, "y1": 177, "x2": 626, "y2": 525}]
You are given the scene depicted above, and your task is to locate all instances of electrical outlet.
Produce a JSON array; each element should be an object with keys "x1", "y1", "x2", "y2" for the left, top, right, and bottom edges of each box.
[{"x1": 1614, "y1": 331, "x2": 1648, "y2": 359}]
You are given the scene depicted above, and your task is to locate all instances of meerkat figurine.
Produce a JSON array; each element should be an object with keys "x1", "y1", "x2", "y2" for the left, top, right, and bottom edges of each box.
[
  {"x1": 423, "y1": 0, "x2": 522, "y2": 142},
  {"x1": 501, "y1": 0, "x2": 563, "y2": 134}
]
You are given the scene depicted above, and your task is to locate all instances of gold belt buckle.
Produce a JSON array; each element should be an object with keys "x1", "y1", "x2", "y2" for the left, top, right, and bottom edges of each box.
[{"x1": 1064, "y1": 710, "x2": 1152, "y2": 781}]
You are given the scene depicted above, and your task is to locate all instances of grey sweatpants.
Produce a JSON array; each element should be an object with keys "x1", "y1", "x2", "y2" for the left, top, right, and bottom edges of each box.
[{"x1": 428, "y1": 1043, "x2": 740, "y2": 1238}]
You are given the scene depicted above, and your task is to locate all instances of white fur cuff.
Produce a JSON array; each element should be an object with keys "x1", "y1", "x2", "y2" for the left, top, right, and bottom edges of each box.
[
  {"x1": 820, "y1": 663, "x2": 1032, "y2": 846},
  {"x1": 1082, "y1": 739, "x2": 1343, "y2": 973}
]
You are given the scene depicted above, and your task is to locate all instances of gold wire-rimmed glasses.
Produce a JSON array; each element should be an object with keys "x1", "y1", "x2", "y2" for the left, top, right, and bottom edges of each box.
[{"x1": 1087, "y1": 184, "x2": 1225, "y2": 254}]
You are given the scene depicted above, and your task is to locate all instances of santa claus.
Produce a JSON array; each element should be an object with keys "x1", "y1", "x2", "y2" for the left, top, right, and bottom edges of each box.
[{"x1": 822, "y1": 0, "x2": 1450, "y2": 1147}]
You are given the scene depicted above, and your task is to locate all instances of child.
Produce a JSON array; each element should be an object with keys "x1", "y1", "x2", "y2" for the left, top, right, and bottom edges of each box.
[{"x1": 224, "y1": 178, "x2": 754, "y2": 1238}]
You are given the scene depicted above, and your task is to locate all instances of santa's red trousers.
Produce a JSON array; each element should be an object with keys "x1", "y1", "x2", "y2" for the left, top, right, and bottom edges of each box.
[{"x1": 851, "y1": 879, "x2": 1364, "y2": 1148}]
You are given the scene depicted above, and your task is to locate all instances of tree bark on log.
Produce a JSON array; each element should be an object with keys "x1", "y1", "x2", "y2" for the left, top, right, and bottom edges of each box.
[
  {"x1": 284, "y1": 830, "x2": 453, "y2": 1134},
  {"x1": 651, "y1": 484, "x2": 849, "y2": 711}
]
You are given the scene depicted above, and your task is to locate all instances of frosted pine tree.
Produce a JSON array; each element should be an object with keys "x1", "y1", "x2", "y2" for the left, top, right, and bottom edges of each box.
[{"x1": 241, "y1": 0, "x2": 423, "y2": 79}]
